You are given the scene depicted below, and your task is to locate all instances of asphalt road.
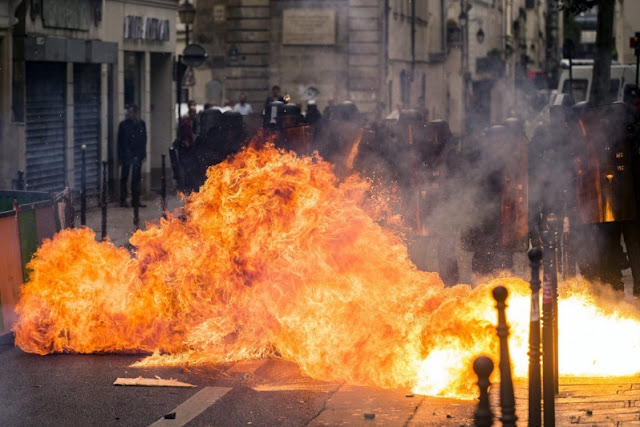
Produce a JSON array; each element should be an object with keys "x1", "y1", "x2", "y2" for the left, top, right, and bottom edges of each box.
[
  {"x1": 0, "y1": 342, "x2": 478, "y2": 426},
  {"x1": 5, "y1": 340, "x2": 640, "y2": 426}
]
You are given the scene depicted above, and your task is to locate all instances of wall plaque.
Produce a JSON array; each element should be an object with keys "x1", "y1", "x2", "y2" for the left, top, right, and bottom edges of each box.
[
  {"x1": 213, "y1": 5, "x2": 226, "y2": 23},
  {"x1": 283, "y1": 9, "x2": 335, "y2": 45},
  {"x1": 42, "y1": 0, "x2": 92, "y2": 31}
]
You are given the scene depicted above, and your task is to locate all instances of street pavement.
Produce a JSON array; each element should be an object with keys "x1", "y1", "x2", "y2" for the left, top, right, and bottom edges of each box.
[{"x1": 2, "y1": 342, "x2": 640, "y2": 426}]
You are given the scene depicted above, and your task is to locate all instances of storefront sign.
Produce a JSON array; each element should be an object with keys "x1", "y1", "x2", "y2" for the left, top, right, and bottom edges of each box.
[
  {"x1": 124, "y1": 16, "x2": 170, "y2": 41},
  {"x1": 282, "y1": 9, "x2": 335, "y2": 45}
]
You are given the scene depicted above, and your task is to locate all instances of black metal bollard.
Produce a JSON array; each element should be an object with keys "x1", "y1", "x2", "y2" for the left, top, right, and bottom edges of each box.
[
  {"x1": 528, "y1": 247, "x2": 543, "y2": 427},
  {"x1": 161, "y1": 154, "x2": 167, "y2": 218},
  {"x1": 473, "y1": 356, "x2": 495, "y2": 427},
  {"x1": 561, "y1": 192, "x2": 576, "y2": 278},
  {"x1": 169, "y1": 145, "x2": 181, "y2": 190},
  {"x1": 64, "y1": 180, "x2": 75, "y2": 229},
  {"x1": 547, "y1": 214, "x2": 560, "y2": 393},
  {"x1": 493, "y1": 286, "x2": 517, "y2": 427},
  {"x1": 541, "y1": 230, "x2": 556, "y2": 427},
  {"x1": 101, "y1": 161, "x2": 107, "y2": 241},
  {"x1": 133, "y1": 205, "x2": 140, "y2": 231},
  {"x1": 81, "y1": 144, "x2": 87, "y2": 226}
]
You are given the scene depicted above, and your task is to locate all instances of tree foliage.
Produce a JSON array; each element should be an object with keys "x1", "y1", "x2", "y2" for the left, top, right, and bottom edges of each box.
[
  {"x1": 557, "y1": 0, "x2": 598, "y2": 15},
  {"x1": 556, "y1": 0, "x2": 614, "y2": 105}
]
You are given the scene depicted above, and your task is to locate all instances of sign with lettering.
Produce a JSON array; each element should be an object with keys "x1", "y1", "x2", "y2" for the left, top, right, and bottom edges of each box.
[
  {"x1": 282, "y1": 9, "x2": 335, "y2": 45},
  {"x1": 124, "y1": 16, "x2": 170, "y2": 41}
]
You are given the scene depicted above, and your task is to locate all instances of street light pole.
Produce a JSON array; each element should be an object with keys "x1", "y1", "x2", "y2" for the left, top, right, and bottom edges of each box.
[
  {"x1": 459, "y1": 0, "x2": 471, "y2": 135},
  {"x1": 184, "y1": 24, "x2": 190, "y2": 103},
  {"x1": 177, "y1": 0, "x2": 196, "y2": 136}
]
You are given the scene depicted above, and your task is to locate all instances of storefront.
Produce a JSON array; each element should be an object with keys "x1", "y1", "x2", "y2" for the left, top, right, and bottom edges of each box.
[
  {"x1": 104, "y1": 0, "x2": 176, "y2": 195},
  {"x1": 8, "y1": 0, "x2": 116, "y2": 194},
  {"x1": 4, "y1": 0, "x2": 176, "y2": 197}
]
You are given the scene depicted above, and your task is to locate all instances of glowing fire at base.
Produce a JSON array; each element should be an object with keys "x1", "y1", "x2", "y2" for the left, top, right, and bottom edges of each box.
[{"x1": 13, "y1": 140, "x2": 640, "y2": 400}]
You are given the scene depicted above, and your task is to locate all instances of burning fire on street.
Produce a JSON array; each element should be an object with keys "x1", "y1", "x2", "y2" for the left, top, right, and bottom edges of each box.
[{"x1": 12, "y1": 136, "x2": 640, "y2": 400}]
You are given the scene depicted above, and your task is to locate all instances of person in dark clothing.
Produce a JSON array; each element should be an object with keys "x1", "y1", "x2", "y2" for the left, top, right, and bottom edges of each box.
[
  {"x1": 304, "y1": 100, "x2": 322, "y2": 124},
  {"x1": 263, "y1": 85, "x2": 285, "y2": 115},
  {"x1": 193, "y1": 108, "x2": 224, "y2": 188},
  {"x1": 174, "y1": 100, "x2": 201, "y2": 194},
  {"x1": 179, "y1": 100, "x2": 198, "y2": 148},
  {"x1": 118, "y1": 104, "x2": 147, "y2": 207}
]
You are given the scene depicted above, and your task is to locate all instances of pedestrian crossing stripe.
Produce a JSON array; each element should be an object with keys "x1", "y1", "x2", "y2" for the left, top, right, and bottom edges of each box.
[{"x1": 149, "y1": 386, "x2": 232, "y2": 426}]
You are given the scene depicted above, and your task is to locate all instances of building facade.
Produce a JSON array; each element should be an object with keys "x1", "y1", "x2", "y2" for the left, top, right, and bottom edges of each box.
[
  {"x1": 185, "y1": 0, "x2": 550, "y2": 137},
  {"x1": 187, "y1": 0, "x2": 452, "y2": 129},
  {"x1": 0, "y1": 0, "x2": 177, "y2": 196},
  {"x1": 0, "y1": 0, "x2": 22, "y2": 189}
]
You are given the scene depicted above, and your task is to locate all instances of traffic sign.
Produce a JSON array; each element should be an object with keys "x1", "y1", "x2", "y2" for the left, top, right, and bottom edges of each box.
[
  {"x1": 181, "y1": 44, "x2": 207, "y2": 67},
  {"x1": 182, "y1": 66, "x2": 195, "y2": 87}
]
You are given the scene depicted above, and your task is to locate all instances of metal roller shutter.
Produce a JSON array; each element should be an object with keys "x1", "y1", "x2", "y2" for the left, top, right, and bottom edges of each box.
[
  {"x1": 25, "y1": 62, "x2": 67, "y2": 192},
  {"x1": 73, "y1": 64, "x2": 101, "y2": 198}
]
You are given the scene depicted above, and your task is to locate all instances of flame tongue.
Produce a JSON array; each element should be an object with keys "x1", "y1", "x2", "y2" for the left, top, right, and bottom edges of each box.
[{"x1": 13, "y1": 140, "x2": 640, "y2": 400}]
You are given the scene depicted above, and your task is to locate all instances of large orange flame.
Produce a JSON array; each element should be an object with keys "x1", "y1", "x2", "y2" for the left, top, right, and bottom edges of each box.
[{"x1": 13, "y1": 140, "x2": 640, "y2": 399}]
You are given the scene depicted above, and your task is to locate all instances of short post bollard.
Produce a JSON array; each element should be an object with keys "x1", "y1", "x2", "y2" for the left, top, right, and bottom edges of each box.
[
  {"x1": 101, "y1": 161, "x2": 107, "y2": 241},
  {"x1": 133, "y1": 205, "x2": 140, "y2": 231},
  {"x1": 541, "y1": 230, "x2": 556, "y2": 427},
  {"x1": 473, "y1": 356, "x2": 494, "y2": 427},
  {"x1": 493, "y1": 286, "x2": 517, "y2": 427},
  {"x1": 81, "y1": 144, "x2": 87, "y2": 226},
  {"x1": 528, "y1": 247, "x2": 543, "y2": 427},
  {"x1": 547, "y1": 213, "x2": 560, "y2": 393},
  {"x1": 161, "y1": 154, "x2": 167, "y2": 218}
]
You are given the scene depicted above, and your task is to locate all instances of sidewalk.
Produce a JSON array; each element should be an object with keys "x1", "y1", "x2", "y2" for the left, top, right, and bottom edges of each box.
[{"x1": 79, "y1": 193, "x2": 184, "y2": 247}]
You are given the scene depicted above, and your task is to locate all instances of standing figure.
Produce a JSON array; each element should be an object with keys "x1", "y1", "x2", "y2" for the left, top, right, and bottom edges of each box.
[
  {"x1": 179, "y1": 100, "x2": 198, "y2": 147},
  {"x1": 572, "y1": 101, "x2": 633, "y2": 291},
  {"x1": 117, "y1": 104, "x2": 147, "y2": 208},
  {"x1": 409, "y1": 115, "x2": 460, "y2": 285},
  {"x1": 625, "y1": 86, "x2": 640, "y2": 295},
  {"x1": 234, "y1": 92, "x2": 253, "y2": 116},
  {"x1": 304, "y1": 100, "x2": 322, "y2": 124},
  {"x1": 263, "y1": 85, "x2": 284, "y2": 116},
  {"x1": 462, "y1": 123, "x2": 528, "y2": 276},
  {"x1": 175, "y1": 100, "x2": 200, "y2": 193}
]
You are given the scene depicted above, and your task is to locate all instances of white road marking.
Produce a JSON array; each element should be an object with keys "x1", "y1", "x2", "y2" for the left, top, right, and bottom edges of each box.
[{"x1": 149, "y1": 386, "x2": 232, "y2": 426}]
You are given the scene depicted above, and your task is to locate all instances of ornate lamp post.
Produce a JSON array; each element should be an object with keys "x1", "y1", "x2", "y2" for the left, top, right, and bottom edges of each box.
[
  {"x1": 178, "y1": 0, "x2": 196, "y2": 46},
  {"x1": 176, "y1": 0, "x2": 196, "y2": 132}
]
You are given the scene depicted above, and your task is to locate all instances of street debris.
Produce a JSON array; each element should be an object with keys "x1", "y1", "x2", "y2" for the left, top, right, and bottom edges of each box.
[{"x1": 113, "y1": 376, "x2": 196, "y2": 387}]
